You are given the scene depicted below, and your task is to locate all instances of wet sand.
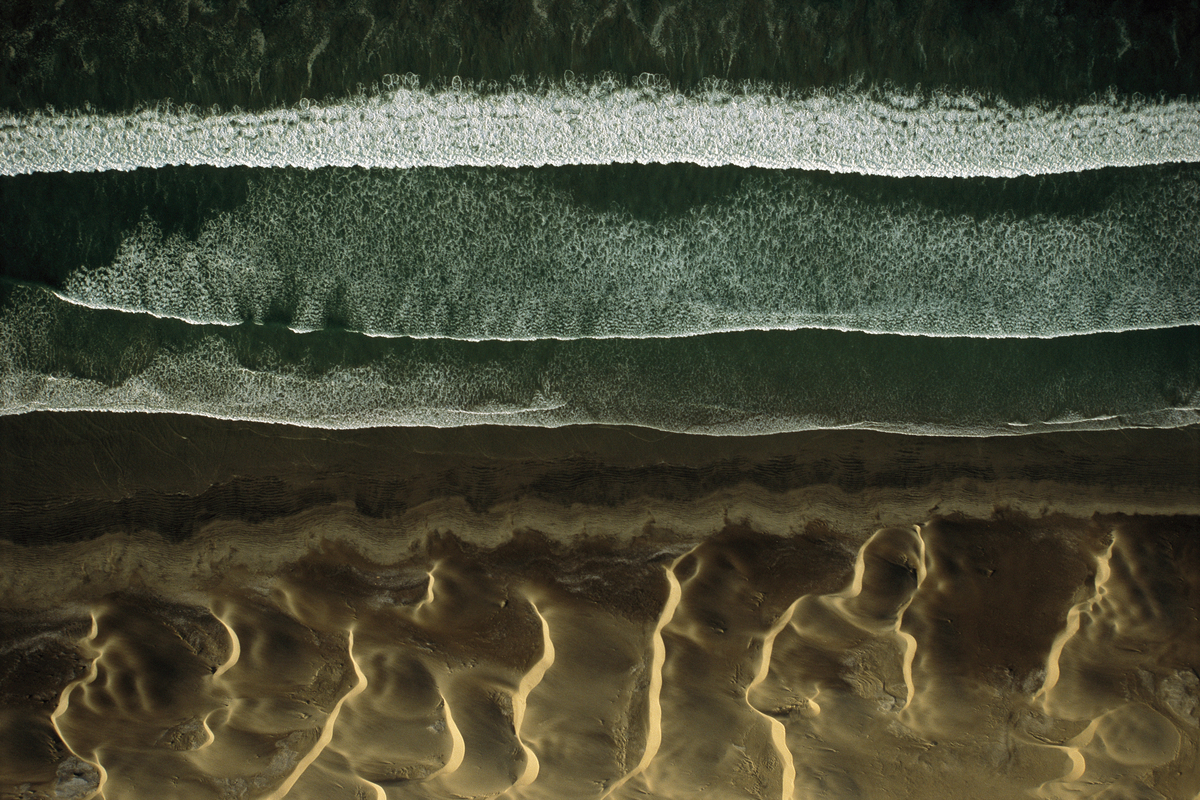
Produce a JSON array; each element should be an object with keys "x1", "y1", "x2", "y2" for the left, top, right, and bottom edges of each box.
[{"x1": 1, "y1": 413, "x2": 1198, "y2": 799}]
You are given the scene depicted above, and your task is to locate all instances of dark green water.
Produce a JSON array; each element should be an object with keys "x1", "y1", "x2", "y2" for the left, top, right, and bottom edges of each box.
[
  {"x1": 2, "y1": 282, "x2": 1197, "y2": 434},
  {"x1": 3, "y1": 165, "x2": 1197, "y2": 340},
  {"x1": 0, "y1": 2, "x2": 1197, "y2": 435},
  {"x1": 2, "y1": 0, "x2": 1196, "y2": 113}
]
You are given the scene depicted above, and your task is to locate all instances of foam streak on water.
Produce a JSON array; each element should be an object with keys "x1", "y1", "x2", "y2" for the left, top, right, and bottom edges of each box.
[
  {"x1": 2, "y1": 284, "x2": 1198, "y2": 436},
  {"x1": 3, "y1": 86, "x2": 1199, "y2": 177},
  {"x1": 39, "y1": 166, "x2": 1200, "y2": 340}
]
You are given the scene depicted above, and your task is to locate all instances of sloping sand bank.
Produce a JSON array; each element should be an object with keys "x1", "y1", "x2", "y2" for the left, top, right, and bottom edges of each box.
[{"x1": 1, "y1": 414, "x2": 1198, "y2": 800}]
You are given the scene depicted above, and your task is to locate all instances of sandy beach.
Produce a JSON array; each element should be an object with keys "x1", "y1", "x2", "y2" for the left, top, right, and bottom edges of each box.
[{"x1": 1, "y1": 413, "x2": 1197, "y2": 799}]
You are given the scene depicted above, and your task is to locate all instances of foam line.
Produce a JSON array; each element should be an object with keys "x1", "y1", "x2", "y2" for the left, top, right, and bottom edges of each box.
[
  {"x1": 4, "y1": 283, "x2": 1198, "y2": 436},
  {"x1": 3, "y1": 87, "x2": 1198, "y2": 177},
  {"x1": 37, "y1": 161, "x2": 1200, "y2": 342}
]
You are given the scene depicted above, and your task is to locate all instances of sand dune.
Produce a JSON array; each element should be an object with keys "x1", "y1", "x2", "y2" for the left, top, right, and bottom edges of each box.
[
  {"x1": 4, "y1": 518, "x2": 1197, "y2": 800},
  {"x1": 1, "y1": 416, "x2": 1198, "y2": 799}
]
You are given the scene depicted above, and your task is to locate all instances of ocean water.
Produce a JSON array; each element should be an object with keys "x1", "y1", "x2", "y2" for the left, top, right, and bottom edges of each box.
[
  {"x1": 2, "y1": 0, "x2": 1196, "y2": 113},
  {"x1": 0, "y1": 1, "x2": 1197, "y2": 435},
  {"x1": 4, "y1": 164, "x2": 1199, "y2": 340},
  {"x1": 5, "y1": 85, "x2": 1199, "y2": 176},
  {"x1": 2, "y1": 282, "x2": 1198, "y2": 434}
]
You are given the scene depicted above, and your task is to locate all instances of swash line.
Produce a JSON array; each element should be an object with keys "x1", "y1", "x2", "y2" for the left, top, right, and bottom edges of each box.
[
  {"x1": 41, "y1": 286, "x2": 1200, "y2": 343},
  {"x1": 5, "y1": 399, "x2": 1197, "y2": 438}
]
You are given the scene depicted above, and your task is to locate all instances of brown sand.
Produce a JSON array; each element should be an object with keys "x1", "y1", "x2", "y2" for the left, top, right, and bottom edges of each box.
[{"x1": 1, "y1": 413, "x2": 1198, "y2": 800}]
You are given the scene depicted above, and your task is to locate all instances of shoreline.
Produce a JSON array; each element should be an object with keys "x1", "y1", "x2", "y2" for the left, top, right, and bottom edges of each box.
[
  {"x1": 5, "y1": 411, "x2": 1199, "y2": 512},
  {"x1": 3, "y1": 412, "x2": 1197, "y2": 604}
]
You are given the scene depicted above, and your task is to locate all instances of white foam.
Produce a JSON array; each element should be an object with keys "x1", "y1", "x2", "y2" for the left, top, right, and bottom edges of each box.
[
  {"x1": 55, "y1": 167, "x2": 1200, "y2": 340},
  {"x1": 3, "y1": 85, "x2": 1199, "y2": 177},
  {"x1": 2, "y1": 285, "x2": 1197, "y2": 436}
]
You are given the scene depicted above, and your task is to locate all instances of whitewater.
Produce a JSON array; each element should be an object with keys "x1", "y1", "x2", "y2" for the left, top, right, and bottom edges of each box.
[
  {"x1": 3, "y1": 284, "x2": 1198, "y2": 436},
  {"x1": 19, "y1": 164, "x2": 1196, "y2": 341},
  {"x1": 3, "y1": 83, "x2": 1199, "y2": 177}
]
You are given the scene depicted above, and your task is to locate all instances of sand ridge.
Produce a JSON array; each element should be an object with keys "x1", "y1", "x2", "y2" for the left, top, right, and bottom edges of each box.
[
  {"x1": 2, "y1": 516, "x2": 1198, "y2": 799},
  {"x1": 1, "y1": 416, "x2": 1199, "y2": 799}
]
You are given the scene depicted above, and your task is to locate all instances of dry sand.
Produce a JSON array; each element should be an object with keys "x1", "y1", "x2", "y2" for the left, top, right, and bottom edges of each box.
[{"x1": 1, "y1": 413, "x2": 1198, "y2": 800}]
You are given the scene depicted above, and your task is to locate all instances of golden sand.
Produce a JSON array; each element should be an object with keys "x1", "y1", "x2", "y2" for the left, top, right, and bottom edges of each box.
[{"x1": 1, "y1": 414, "x2": 1197, "y2": 800}]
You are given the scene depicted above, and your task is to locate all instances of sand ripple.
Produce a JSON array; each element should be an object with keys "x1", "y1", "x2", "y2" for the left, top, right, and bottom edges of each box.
[
  {"x1": 0, "y1": 515, "x2": 1196, "y2": 800},
  {"x1": 2, "y1": 419, "x2": 1198, "y2": 799}
]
